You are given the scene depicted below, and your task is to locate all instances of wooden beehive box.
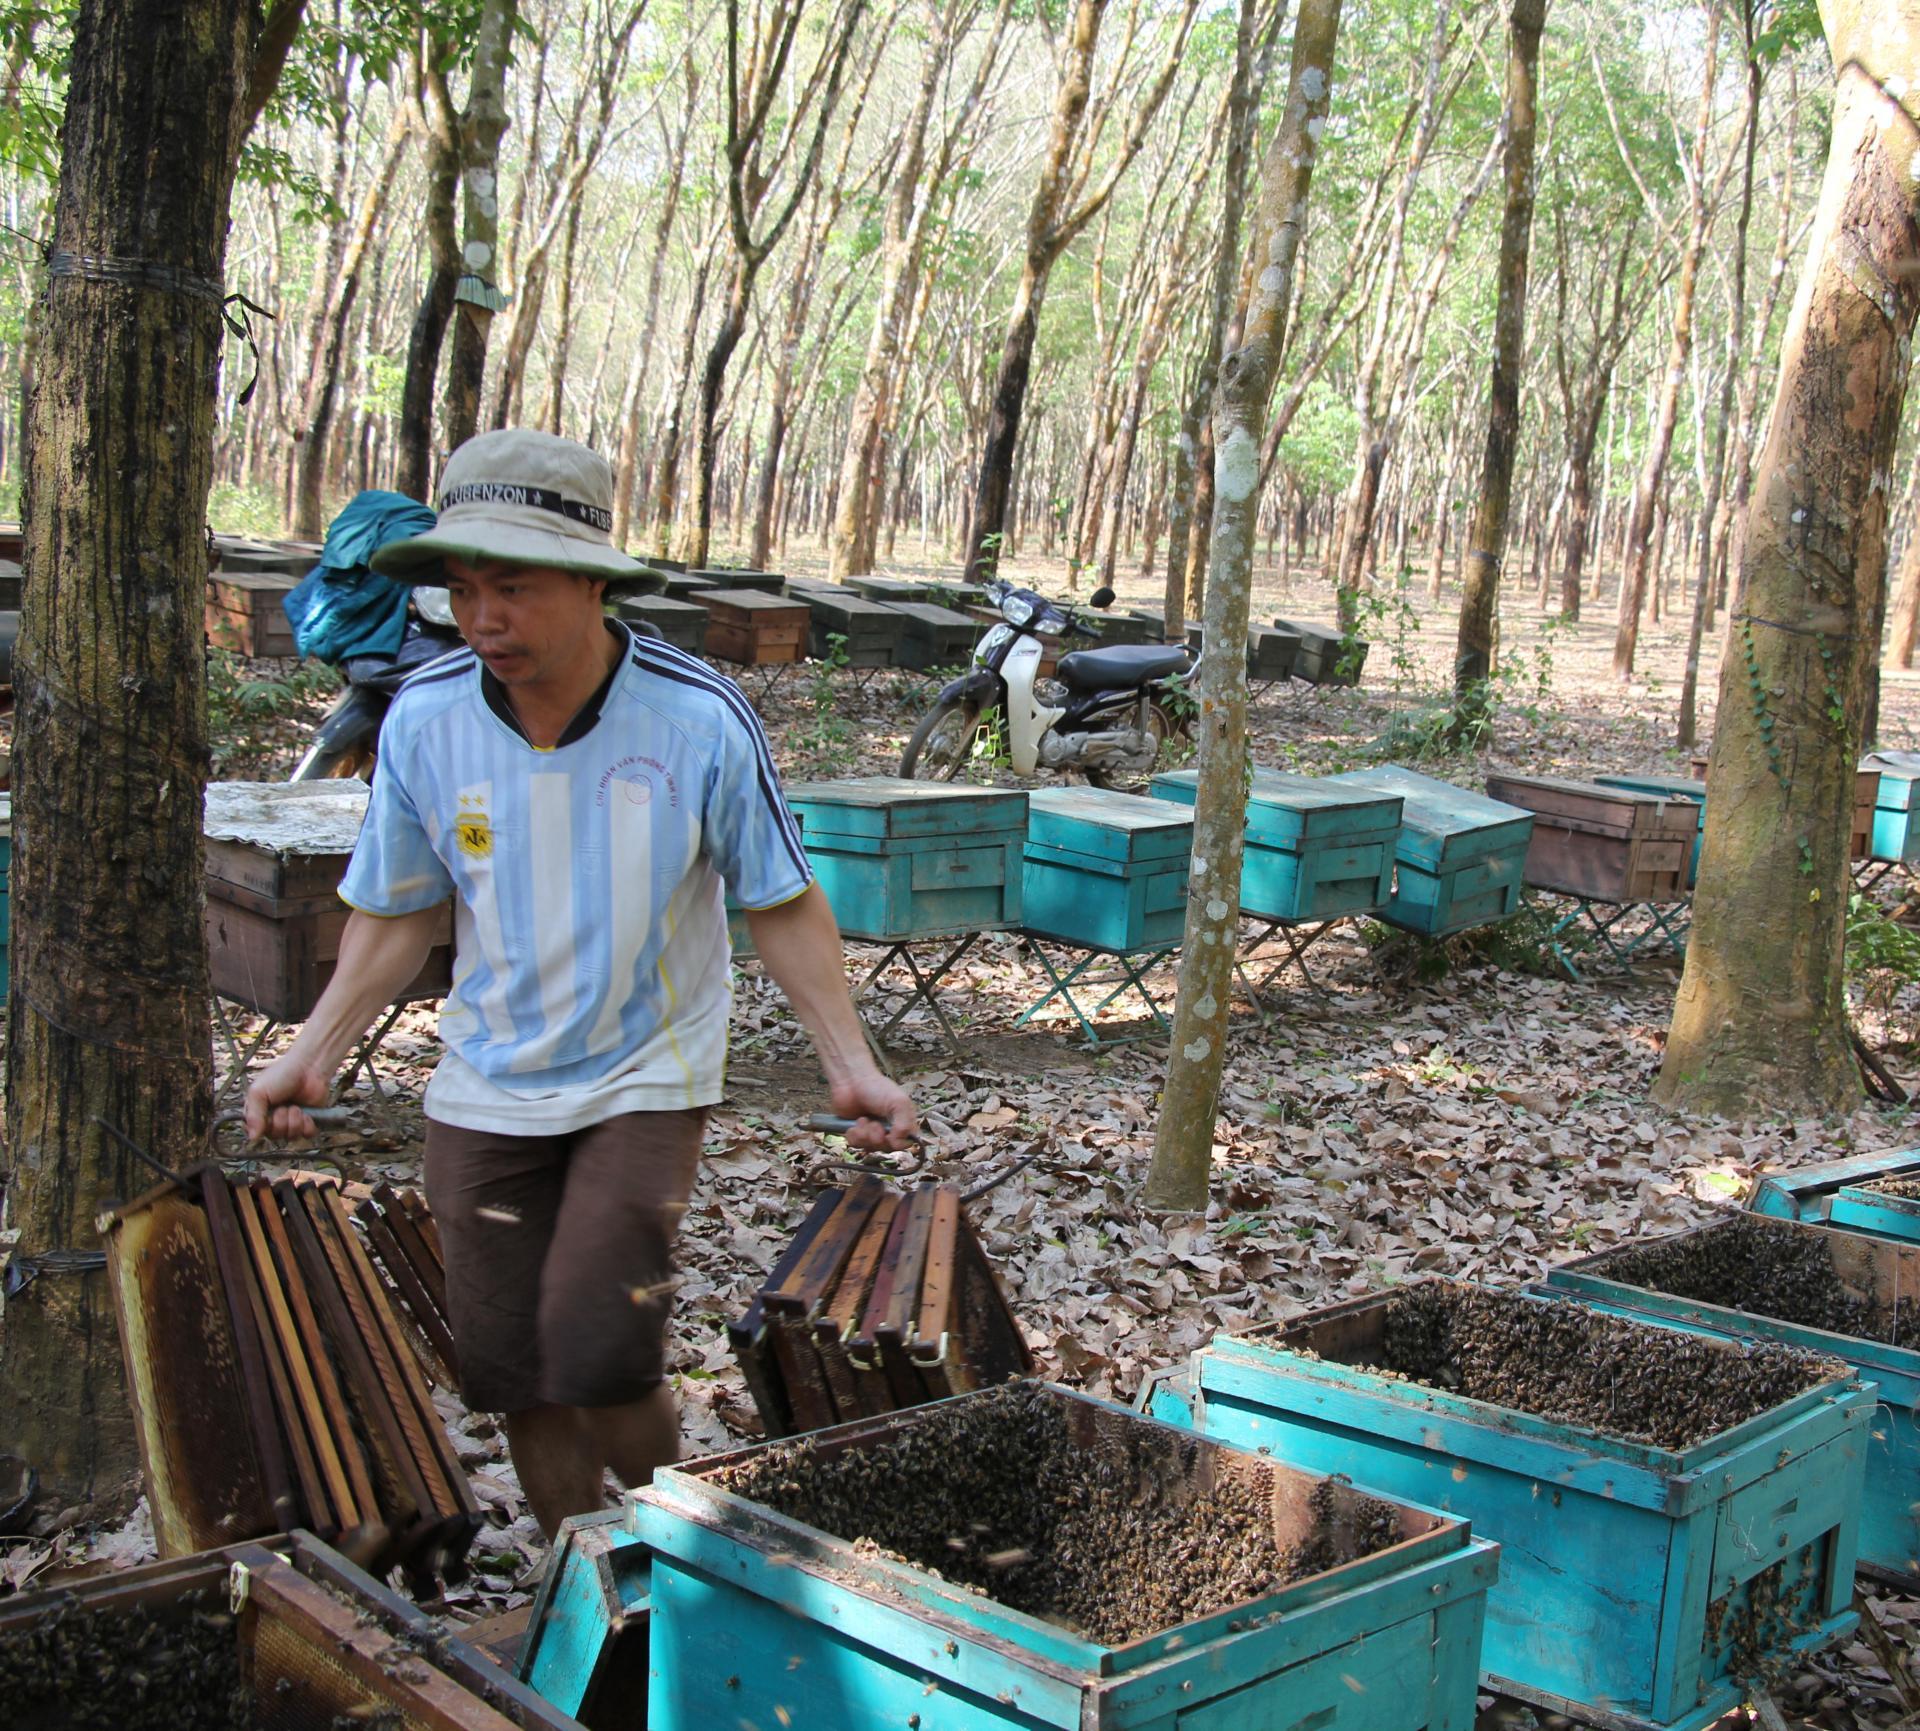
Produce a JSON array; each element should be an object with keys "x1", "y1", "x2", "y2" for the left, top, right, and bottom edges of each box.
[
  {"x1": 0, "y1": 558, "x2": 20, "y2": 609},
  {"x1": 785, "y1": 777, "x2": 1027, "y2": 941},
  {"x1": 728, "y1": 1174, "x2": 1033, "y2": 1439},
  {"x1": 921, "y1": 577, "x2": 988, "y2": 611},
  {"x1": 1247, "y1": 623, "x2": 1302, "y2": 680},
  {"x1": 204, "y1": 781, "x2": 452, "y2": 1022},
  {"x1": 801, "y1": 588, "x2": 899, "y2": 666},
  {"x1": 633, "y1": 1382, "x2": 1498, "y2": 1731},
  {"x1": 1021, "y1": 786, "x2": 1191, "y2": 952},
  {"x1": 1152, "y1": 766, "x2": 1399, "y2": 923},
  {"x1": 206, "y1": 571, "x2": 299, "y2": 658},
  {"x1": 691, "y1": 566, "x2": 785, "y2": 594},
  {"x1": 1483, "y1": 773, "x2": 1695, "y2": 903},
  {"x1": 1863, "y1": 751, "x2": 1920, "y2": 861},
  {"x1": 890, "y1": 599, "x2": 979, "y2": 669},
  {"x1": 697, "y1": 587, "x2": 810, "y2": 666},
  {"x1": 1855, "y1": 766, "x2": 1883, "y2": 859},
  {"x1": 1183, "y1": 1280, "x2": 1868, "y2": 1731},
  {"x1": 1326, "y1": 766, "x2": 1532, "y2": 935},
  {"x1": 1550, "y1": 1212, "x2": 1916, "y2": 1592},
  {"x1": 1594, "y1": 772, "x2": 1706, "y2": 886},
  {"x1": 658, "y1": 571, "x2": 718, "y2": 601},
  {"x1": 1748, "y1": 1147, "x2": 1920, "y2": 1229},
  {"x1": 211, "y1": 533, "x2": 320, "y2": 577},
  {"x1": 0, "y1": 520, "x2": 21, "y2": 562},
  {"x1": 1084, "y1": 609, "x2": 1160, "y2": 646},
  {"x1": 1276, "y1": 616, "x2": 1367, "y2": 685},
  {"x1": 0, "y1": 1532, "x2": 573, "y2": 1731},
  {"x1": 519, "y1": 1508, "x2": 654, "y2": 1728},
  {"x1": 613, "y1": 592, "x2": 709, "y2": 654},
  {"x1": 844, "y1": 573, "x2": 932, "y2": 605}
]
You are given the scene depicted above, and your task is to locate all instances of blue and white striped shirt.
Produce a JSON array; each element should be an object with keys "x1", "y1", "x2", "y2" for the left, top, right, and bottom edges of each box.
[{"x1": 340, "y1": 624, "x2": 811, "y2": 1131}]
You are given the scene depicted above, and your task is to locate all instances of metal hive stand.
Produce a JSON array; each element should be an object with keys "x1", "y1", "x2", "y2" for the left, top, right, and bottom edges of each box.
[
  {"x1": 1016, "y1": 936, "x2": 1179, "y2": 1048},
  {"x1": 847, "y1": 929, "x2": 993, "y2": 1055},
  {"x1": 1233, "y1": 914, "x2": 1348, "y2": 1008},
  {"x1": 1540, "y1": 894, "x2": 1690, "y2": 983},
  {"x1": 212, "y1": 990, "x2": 433, "y2": 1107}
]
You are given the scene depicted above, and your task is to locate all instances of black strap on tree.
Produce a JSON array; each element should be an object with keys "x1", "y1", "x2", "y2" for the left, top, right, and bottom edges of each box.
[{"x1": 46, "y1": 249, "x2": 275, "y2": 406}]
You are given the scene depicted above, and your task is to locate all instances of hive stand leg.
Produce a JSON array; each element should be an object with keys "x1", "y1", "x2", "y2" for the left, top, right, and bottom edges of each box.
[
  {"x1": 1234, "y1": 919, "x2": 1284, "y2": 1012},
  {"x1": 1240, "y1": 917, "x2": 1342, "y2": 1006},
  {"x1": 212, "y1": 996, "x2": 284, "y2": 1105},
  {"x1": 1542, "y1": 900, "x2": 1594, "y2": 983},
  {"x1": 849, "y1": 934, "x2": 980, "y2": 1053},
  {"x1": 1019, "y1": 942, "x2": 1174, "y2": 1048},
  {"x1": 335, "y1": 999, "x2": 415, "y2": 1099},
  {"x1": 1644, "y1": 900, "x2": 1691, "y2": 957},
  {"x1": 1854, "y1": 859, "x2": 1905, "y2": 897}
]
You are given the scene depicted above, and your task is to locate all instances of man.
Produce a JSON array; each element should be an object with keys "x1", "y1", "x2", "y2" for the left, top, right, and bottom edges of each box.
[{"x1": 245, "y1": 429, "x2": 915, "y2": 1537}]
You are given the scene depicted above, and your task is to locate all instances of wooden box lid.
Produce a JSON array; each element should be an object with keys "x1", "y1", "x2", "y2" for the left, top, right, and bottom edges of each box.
[
  {"x1": 1025, "y1": 786, "x2": 1192, "y2": 866},
  {"x1": 786, "y1": 777, "x2": 1027, "y2": 840},
  {"x1": 1327, "y1": 766, "x2": 1533, "y2": 869},
  {"x1": 1484, "y1": 773, "x2": 1698, "y2": 843},
  {"x1": 204, "y1": 779, "x2": 369, "y2": 908},
  {"x1": 1866, "y1": 752, "x2": 1920, "y2": 810},
  {"x1": 1151, "y1": 767, "x2": 1402, "y2": 850},
  {"x1": 697, "y1": 589, "x2": 810, "y2": 620}
]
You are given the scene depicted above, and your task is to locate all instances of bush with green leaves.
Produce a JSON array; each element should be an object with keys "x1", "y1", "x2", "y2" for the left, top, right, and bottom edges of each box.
[
  {"x1": 206, "y1": 647, "x2": 340, "y2": 776},
  {"x1": 1846, "y1": 893, "x2": 1920, "y2": 1041}
]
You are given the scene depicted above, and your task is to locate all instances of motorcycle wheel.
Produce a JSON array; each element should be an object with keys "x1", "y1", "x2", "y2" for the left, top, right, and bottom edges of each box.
[
  {"x1": 900, "y1": 698, "x2": 987, "y2": 780},
  {"x1": 1086, "y1": 700, "x2": 1178, "y2": 793}
]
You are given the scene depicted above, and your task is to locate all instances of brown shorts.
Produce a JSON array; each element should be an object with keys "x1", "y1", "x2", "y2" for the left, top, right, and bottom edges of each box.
[{"x1": 422, "y1": 1109, "x2": 706, "y2": 1413}]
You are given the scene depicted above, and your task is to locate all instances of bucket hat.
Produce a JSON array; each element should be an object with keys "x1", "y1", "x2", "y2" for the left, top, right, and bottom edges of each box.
[{"x1": 370, "y1": 429, "x2": 649, "y2": 585}]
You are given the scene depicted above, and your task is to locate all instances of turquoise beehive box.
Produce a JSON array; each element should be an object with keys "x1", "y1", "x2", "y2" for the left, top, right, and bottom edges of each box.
[
  {"x1": 1748, "y1": 1147, "x2": 1920, "y2": 1242},
  {"x1": 1021, "y1": 787, "x2": 1191, "y2": 951},
  {"x1": 1152, "y1": 766, "x2": 1399, "y2": 922},
  {"x1": 1325, "y1": 766, "x2": 1532, "y2": 935},
  {"x1": 785, "y1": 778, "x2": 1027, "y2": 943},
  {"x1": 1175, "y1": 1281, "x2": 1869, "y2": 1731},
  {"x1": 1863, "y1": 750, "x2": 1920, "y2": 861}
]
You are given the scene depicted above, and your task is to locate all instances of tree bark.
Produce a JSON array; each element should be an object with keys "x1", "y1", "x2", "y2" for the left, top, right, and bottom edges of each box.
[
  {"x1": 395, "y1": 59, "x2": 461, "y2": 502},
  {"x1": 0, "y1": 0, "x2": 251, "y2": 1512},
  {"x1": 1654, "y1": 0, "x2": 1920, "y2": 1119},
  {"x1": 1889, "y1": 440, "x2": 1920, "y2": 669},
  {"x1": 1451, "y1": 0, "x2": 1546, "y2": 725},
  {"x1": 1145, "y1": 0, "x2": 1341, "y2": 1212}
]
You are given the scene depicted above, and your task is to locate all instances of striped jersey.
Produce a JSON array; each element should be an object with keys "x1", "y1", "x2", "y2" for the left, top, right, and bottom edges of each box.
[{"x1": 339, "y1": 622, "x2": 812, "y2": 1133}]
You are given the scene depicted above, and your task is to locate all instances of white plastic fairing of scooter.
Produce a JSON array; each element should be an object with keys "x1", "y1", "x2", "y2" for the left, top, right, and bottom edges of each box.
[{"x1": 1001, "y1": 633, "x2": 1064, "y2": 774}]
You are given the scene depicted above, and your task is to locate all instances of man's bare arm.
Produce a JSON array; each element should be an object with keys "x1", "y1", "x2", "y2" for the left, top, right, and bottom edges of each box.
[
  {"x1": 744, "y1": 883, "x2": 917, "y2": 1150},
  {"x1": 243, "y1": 904, "x2": 444, "y2": 1139}
]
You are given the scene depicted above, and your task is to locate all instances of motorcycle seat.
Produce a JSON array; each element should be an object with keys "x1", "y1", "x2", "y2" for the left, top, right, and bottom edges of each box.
[{"x1": 1055, "y1": 643, "x2": 1190, "y2": 689}]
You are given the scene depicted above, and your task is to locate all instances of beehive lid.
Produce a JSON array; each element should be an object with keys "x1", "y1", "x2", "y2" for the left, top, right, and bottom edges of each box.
[
  {"x1": 697, "y1": 588, "x2": 807, "y2": 614},
  {"x1": 204, "y1": 779, "x2": 368, "y2": 853},
  {"x1": 1274, "y1": 616, "x2": 1346, "y2": 651},
  {"x1": 1152, "y1": 767, "x2": 1400, "y2": 847},
  {"x1": 1592, "y1": 771, "x2": 1706, "y2": 805},
  {"x1": 616, "y1": 592, "x2": 709, "y2": 616},
  {"x1": 1866, "y1": 751, "x2": 1920, "y2": 810},
  {"x1": 1327, "y1": 766, "x2": 1532, "y2": 868},
  {"x1": 786, "y1": 777, "x2": 1027, "y2": 839},
  {"x1": 888, "y1": 601, "x2": 974, "y2": 629},
  {"x1": 1484, "y1": 772, "x2": 1697, "y2": 842},
  {"x1": 1027, "y1": 786, "x2": 1192, "y2": 864}
]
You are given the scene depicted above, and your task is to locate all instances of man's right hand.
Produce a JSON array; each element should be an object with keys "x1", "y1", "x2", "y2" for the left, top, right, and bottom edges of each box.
[{"x1": 244, "y1": 1054, "x2": 335, "y2": 1143}]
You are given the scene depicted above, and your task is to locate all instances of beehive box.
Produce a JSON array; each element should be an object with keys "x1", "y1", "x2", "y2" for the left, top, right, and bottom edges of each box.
[
  {"x1": 922, "y1": 577, "x2": 988, "y2": 611},
  {"x1": 1593, "y1": 773, "x2": 1706, "y2": 886},
  {"x1": 1863, "y1": 751, "x2": 1920, "y2": 861},
  {"x1": 845, "y1": 573, "x2": 933, "y2": 605},
  {"x1": 1855, "y1": 767, "x2": 1884, "y2": 859},
  {"x1": 206, "y1": 572, "x2": 300, "y2": 658},
  {"x1": 785, "y1": 777, "x2": 1026, "y2": 941},
  {"x1": 634, "y1": 1382, "x2": 1499, "y2": 1731},
  {"x1": 1549, "y1": 1212, "x2": 1920, "y2": 1590},
  {"x1": 612, "y1": 593, "x2": 708, "y2": 653},
  {"x1": 697, "y1": 588, "x2": 810, "y2": 666},
  {"x1": 1181, "y1": 1280, "x2": 1868, "y2": 1731},
  {"x1": 0, "y1": 1530, "x2": 573, "y2": 1731},
  {"x1": 657, "y1": 571, "x2": 718, "y2": 601},
  {"x1": 890, "y1": 599, "x2": 979, "y2": 669},
  {"x1": 0, "y1": 557, "x2": 20, "y2": 609},
  {"x1": 691, "y1": 566, "x2": 784, "y2": 594},
  {"x1": 1276, "y1": 617, "x2": 1366, "y2": 685},
  {"x1": 211, "y1": 534, "x2": 321, "y2": 577},
  {"x1": 519, "y1": 1508, "x2": 652, "y2": 1730},
  {"x1": 1084, "y1": 609, "x2": 1160, "y2": 647},
  {"x1": 1152, "y1": 767, "x2": 1399, "y2": 923},
  {"x1": 1749, "y1": 1147, "x2": 1920, "y2": 1228},
  {"x1": 1247, "y1": 623, "x2": 1302, "y2": 681},
  {"x1": 0, "y1": 608, "x2": 16, "y2": 689},
  {"x1": 1483, "y1": 773, "x2": 1695, "y2": 903},
  {"x1": 204, "y1": 781, "x2": 453, "y2": 1022},
  {"x1": 801, "y1": 588, "x2": 899, "y2": 666},
  {"x1": 1325, "y1": 766, "x2": 1532, "y2": 935},
  {"x1": 1022, "y1": 786, "x2": 1191, "y2": 951}
]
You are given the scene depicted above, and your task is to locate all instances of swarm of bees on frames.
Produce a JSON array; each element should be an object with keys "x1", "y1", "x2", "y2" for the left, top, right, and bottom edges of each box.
[
  {"x1": 1315, "y1": 1283, "x2": 1845, "y2": 1452},
  {"x1": 710, "y1": 1384, "x2": 1404, "y2": 1647},
  {"x1": 1859, "y1": 1175, "x2": 1920, "y2": 1202},
  {"x1": 1599, "y1": 1215, "x2": 1920, "y2": 1349},
  {"x1": 0, "y1": 1590, "x2": 250, "y2": 1731}
]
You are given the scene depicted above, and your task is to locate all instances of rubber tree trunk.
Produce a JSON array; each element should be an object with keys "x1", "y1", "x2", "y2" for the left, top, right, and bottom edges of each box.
[
  {"x1": 441, "y1": 0, "x2": 516, "y2": 456},
  {"x1": 0, "y1": 0, "x2": 250, "y2": 1513},
  {"x1": 1654, "y1": 0, "x2": 1920, "y2": 1119},
  {"x1": 1888, "y1": 441, "x2": 1920, "y2": 669},
  {"x1": 395, "y1": 96, "x2": 460, "y2": 502},
  {"x1": 1451, "y1": 0, "x2": 1546, "y2": 728},
  {"x1": 1145, "y1": 0, "x2": 1342, "y2": 1212}
]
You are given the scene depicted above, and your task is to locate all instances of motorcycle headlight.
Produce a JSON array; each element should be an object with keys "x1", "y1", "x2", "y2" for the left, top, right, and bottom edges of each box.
[{"x1": 1002, "y1": 593, "x2": 1035, "y2": 626}]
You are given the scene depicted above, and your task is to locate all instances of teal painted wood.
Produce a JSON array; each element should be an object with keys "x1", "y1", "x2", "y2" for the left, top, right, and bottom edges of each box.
[
  {"x1": 1864, "y1": 752, "x2": 1920, "y2": 860},
  {"x1": 1593, "y1": 774, "x2": 1706, "y2": 886},
  {"x1": 1182, "y1": 1284, "x2": 1869, "y2": 1731},
  {"x1": 1276, "y1": 618, "x2": 1367, "y2": 686},
  {"x1": 1546, "y1": 1214, "x2": 1920, "y2": 1588},
  {"x1": 1746, "y1": 1149, "x2": 1920, "y2": 1222},
  {"x1": 633, "y1": 1382, "x2": 1498, "y2": 1731},
  {"x1": 1153, "y1": 769, "x2": 1398, "y2": 922},
  {"x1": 1027, "y1": 787, "x2": 1193, "y2": 864},
  {"x1": 1828, "y1": 1185, "x2": 1920, "y2": 1241},
  {"x1": 518, "y1": 1508, "x2": 651, "y2": 1723},
  {"x1": 1133, "y1": 1366, "x2": 1196, "y2": 1429},
  {"x1": 788, "y1": 777, "x2": 1028, "y2": 840},
  {"x1": 1326, "y1": 768, "x2": 1532, "y2": 936}
]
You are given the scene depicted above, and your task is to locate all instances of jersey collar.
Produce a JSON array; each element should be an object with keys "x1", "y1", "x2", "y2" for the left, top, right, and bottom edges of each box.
[{"x1": 479, "y1": 620, "x2": 631, "y2": 750}]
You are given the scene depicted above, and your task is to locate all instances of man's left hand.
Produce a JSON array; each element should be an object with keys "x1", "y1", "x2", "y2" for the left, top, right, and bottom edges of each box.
[{"x1": 830, "y1": 1070, "x2": 919, "y2": 1151}]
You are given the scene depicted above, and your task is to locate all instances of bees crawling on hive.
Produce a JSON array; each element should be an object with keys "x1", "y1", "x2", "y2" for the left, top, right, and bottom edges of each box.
[
  {"x1": 711, "y1": 1384, "x2": 1403, "y2": 1646},
  {"x1": 1360, "y1": 1282, "x2": 1845, "y2": 1450}
]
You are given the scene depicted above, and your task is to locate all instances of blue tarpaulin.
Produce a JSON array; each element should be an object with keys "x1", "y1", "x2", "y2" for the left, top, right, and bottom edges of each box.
[{"x1": 281, "y1": 490, "x2": 436, "y2": 661}]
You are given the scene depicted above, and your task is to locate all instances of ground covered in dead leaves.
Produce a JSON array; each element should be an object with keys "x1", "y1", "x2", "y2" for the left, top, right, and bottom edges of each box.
[{"x1": 16, "y1": 552, "x2": 1920, "y2": 1726}]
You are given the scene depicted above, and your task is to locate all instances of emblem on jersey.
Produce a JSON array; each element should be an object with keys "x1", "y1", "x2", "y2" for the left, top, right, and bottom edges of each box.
[
  {"x1": 456, "y1": 795, "x2": 493, "y2": 858},
  {"x1": 621, "y1": 774, "x2": 653, "y2": 807}
]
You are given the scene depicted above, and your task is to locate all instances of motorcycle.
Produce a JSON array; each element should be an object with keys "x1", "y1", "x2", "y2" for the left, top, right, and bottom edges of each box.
[
  {"x1": 289, "y1": 585, "x2": 467, "y2": 780},
  {"x1": 899, "y1": 578, "x2": 1194, "y2": 788}
]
